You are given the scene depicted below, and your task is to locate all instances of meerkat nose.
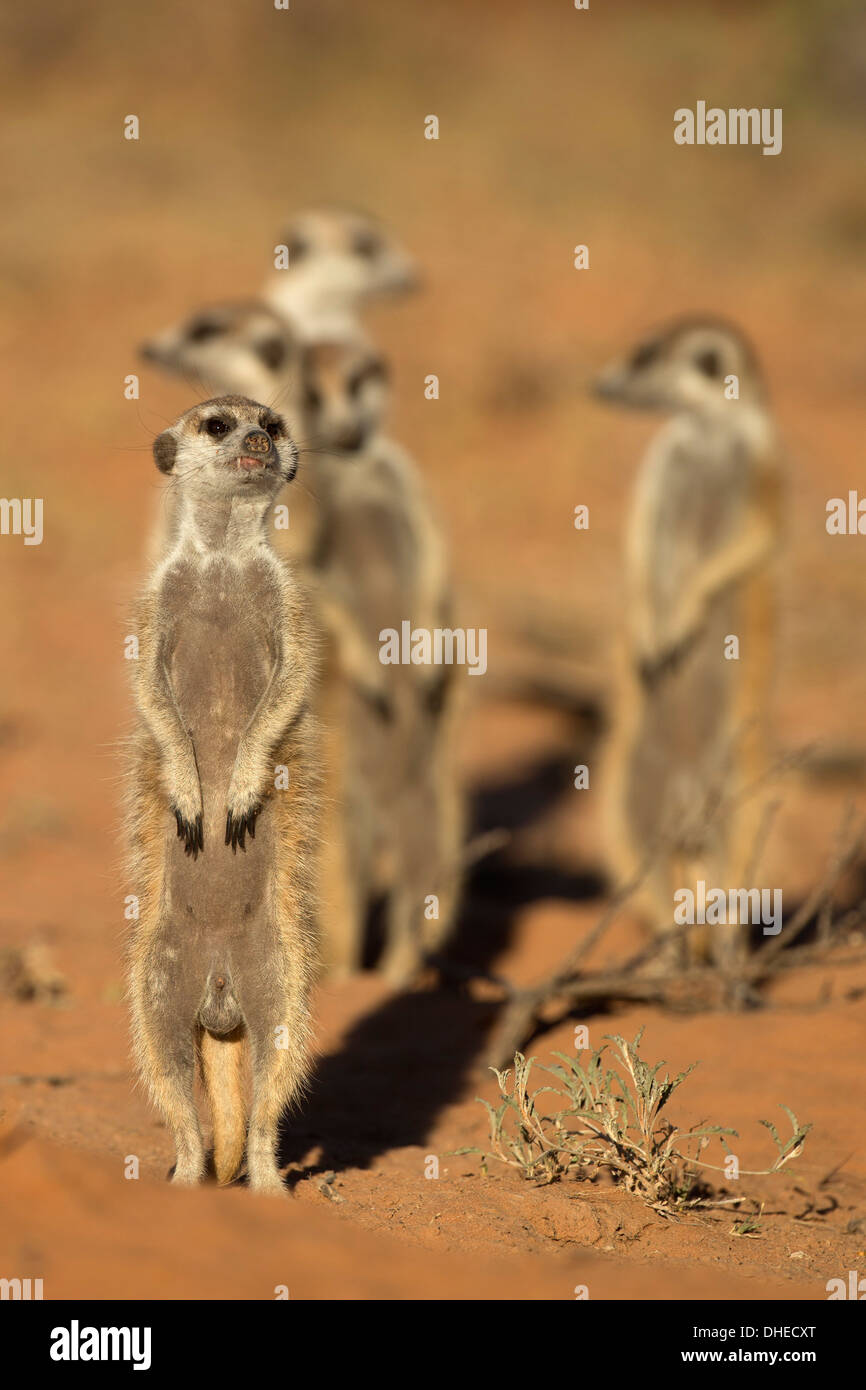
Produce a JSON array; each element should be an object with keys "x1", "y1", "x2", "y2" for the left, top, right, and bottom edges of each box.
[{"x1": 242, "y1": 429, "x2": 272, "y2": 455}]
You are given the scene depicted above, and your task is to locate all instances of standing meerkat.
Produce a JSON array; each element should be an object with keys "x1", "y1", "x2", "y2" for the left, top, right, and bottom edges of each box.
[
  {"x1": 298, "y1": 339, "x2": 463, "y2": 983},
  {"x1": 263, "y1": 207, "x2": 418, "y2": 341},
  {"x1": 125, "y1": 395, "x2": 319, "y2": 1193},
  {"x1": 595, "y1": 317, "x2": 782, "y2": 968}
]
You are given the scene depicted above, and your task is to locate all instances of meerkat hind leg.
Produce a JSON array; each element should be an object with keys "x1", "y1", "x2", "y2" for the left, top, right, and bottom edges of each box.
[
  {"x1": 244, "y1": 989, "x2": 311, "y2": 1195},
  {"x1": 136, "y1": 993, "x2": 206, "y2": 1185}
]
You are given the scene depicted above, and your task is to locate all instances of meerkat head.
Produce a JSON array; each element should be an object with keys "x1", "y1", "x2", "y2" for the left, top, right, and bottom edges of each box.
[
  {"x1": 279, "y1": 207, "x2": 419, "y2": 304},
  {"x1": 594, "y1": 317, "x2": 765, "y2": 416},
  {"x1": 299, "y1": 339, "x2": 389, "y2": 455},
  {"x1": 140, "y1": 302, "x2": 300, "y2": 406},
  {"x1": 152, "y1": 396, "x2": 298, "y2": 501}
]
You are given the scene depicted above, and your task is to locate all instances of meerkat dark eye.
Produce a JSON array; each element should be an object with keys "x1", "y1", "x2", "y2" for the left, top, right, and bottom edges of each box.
[
  {"x1": 347, "y1": 361, "x2": 385, "y2": 398},
  {"x1": 256, "y1": 336, "x2": 286, "y2": 371},
  {"x1": 263, "y1": 418, "x2": 284, "y2": 440},
  {"x1": 352, "y1": 232, "x2": 381, "y2": 260},
  {"x1": 202, "y1": 416, "x2": 231, "y2": 438},
  {"x1": 187, "y1": 319, "x2": 222, "y2": 344},
  {"x1": 304, "y1": 386, "x2": 322, "y2": 412},
  {"x1": 631, "y1": 341, "x2": 659, "y2": 370},
  {"x1": 288, "y1": 237, "x2": 308, "y2": 264},
  {"x1": 695, "y1": 349, "x2": 722, "y2": 378}
]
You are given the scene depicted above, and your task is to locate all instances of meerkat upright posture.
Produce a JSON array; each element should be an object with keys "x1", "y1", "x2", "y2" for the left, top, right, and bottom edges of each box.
[
  {"x1": 125, "y1": 396, "x2": 319, "y2": 1192},
  {"x1": 595, "y1": 318, "x2": 782, "y2": 968},
  {"x1": 298, "y1": 338, "x2": 463, "y2": 983},
  {"x1": 263, "y1": 207, "x2": 418, "y2": 341}
]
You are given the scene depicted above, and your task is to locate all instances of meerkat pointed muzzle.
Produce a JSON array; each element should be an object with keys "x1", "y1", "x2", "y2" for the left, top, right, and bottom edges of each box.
[{"x1": 235, "y1": 429, "x2": 274, "y2": 471}]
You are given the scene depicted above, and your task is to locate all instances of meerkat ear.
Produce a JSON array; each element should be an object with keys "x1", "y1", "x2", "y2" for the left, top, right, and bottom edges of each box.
[{"x1": 153, "y1": 430, "x2": 178, "y2": 474}]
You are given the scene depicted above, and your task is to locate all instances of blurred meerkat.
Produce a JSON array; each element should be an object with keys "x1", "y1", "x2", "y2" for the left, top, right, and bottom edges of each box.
[
  {"x1": 263, "y1": 207, "x2": 418, "y2": 341},
  {"x1": 298, "y1": 338, "x2": 463, "y2": 983},
  {"x1": 125, "y1": 396, "x2": 319, "y2": 1193},
  {"x1": 595, "y1": 317, "x2": 782, "y2": 969}
]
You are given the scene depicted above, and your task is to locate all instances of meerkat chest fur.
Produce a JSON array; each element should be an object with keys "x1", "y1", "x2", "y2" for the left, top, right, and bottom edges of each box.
[
  {"x1": 634, "y1": 415, "x2": 757, "y2": 614},
  {"x1": 162, "y1": 552, "x2": 279, "y2": 778}
]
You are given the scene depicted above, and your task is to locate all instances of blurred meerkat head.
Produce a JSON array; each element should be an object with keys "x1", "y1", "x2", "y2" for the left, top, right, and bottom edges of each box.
[
  {"x1": 152, "y1": 396, "x2": 298, "y2": 505},
  {"x1": 300, "y1": 339, "x2": 389, "y2": 455},
  {"x1": 594, "y1": 317, "x2": 766, "y2": 416},
  {"x1": 140, "y1": 302, "x2": 300, "y2": 410},
  {"x1": 267, "y1": 208, "x2": 418, "y2": 332}
]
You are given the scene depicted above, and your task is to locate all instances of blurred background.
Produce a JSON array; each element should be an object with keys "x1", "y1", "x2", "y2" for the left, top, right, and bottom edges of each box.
[{"x1": 1, "y1": 0, "x2": 865, "y2": 1299}]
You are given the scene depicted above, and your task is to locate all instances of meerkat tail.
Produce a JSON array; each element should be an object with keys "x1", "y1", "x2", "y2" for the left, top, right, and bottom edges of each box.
[{"x1": 200, "y1": 1028, "x2": 247, "y2": 1185}]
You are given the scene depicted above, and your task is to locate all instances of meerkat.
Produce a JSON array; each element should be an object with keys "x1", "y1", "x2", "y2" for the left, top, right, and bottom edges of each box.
[
  {"x1": 594, "y1": 317, "x2": 782, "y2": 969},
  {"x1": 125, "y1": 395, "x2": 319, "y2": 1193},
  {"x1": 263, "y1": 206, "x2": 418, "y2": 341},
  {"x1": 298, "y1": 338, "x2": 463, "y2": 983}
]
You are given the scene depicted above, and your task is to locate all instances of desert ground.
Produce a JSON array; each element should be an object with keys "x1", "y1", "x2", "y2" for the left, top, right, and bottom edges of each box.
[{"x1": 1, "y1": 0, "x2": 865, "y2": 1300}]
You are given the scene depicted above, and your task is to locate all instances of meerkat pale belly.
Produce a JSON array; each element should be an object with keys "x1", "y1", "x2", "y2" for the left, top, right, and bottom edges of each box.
[{"x1": 160, "y1": 564, "x2": 279, "y2": 1006}]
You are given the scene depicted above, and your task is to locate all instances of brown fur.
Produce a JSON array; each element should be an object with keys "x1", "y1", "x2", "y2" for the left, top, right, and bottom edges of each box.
[
  {"x1": 597, "y1": 320, "x2": 782, "y2": 967},
  {"x1": 124, "y1": 396, "x2": 320, "y2": 1192},
  {"x1": 304, "y1": 430, "x2": 464, "y2": 984}
]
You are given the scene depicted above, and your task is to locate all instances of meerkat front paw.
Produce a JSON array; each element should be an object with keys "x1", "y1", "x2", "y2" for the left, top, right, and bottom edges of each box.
[
  {"x1": 224, "y1": 769, "x2": 264, "y2": 852},
  {"x1": 173, "y1": 807, "x2": 203, "y2": 857},
  {"x1": 225, "y1": 803, "x2": 261, "y2": 852},
  {"x1": 167, "y1": 773, "x2": 204, "y2": 858}
]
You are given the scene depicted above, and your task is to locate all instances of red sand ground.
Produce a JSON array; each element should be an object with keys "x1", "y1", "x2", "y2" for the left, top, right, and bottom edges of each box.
[{"x1": 1, "y1": 1, "x2": 865, "y2": 1299}]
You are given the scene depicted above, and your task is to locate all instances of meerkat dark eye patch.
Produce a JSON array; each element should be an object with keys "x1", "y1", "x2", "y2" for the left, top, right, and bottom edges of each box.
[
  {"x1": 262, "y1": 415, "x2": 285, "y2": 440},
  {"x1": 200, "y1": 415, "x2": 233, "y2": 438},
  {"x1": 352, "y1": 231, "x2": 381, "y2": 260},
  {"x1": 630, "y1": 340, "x2": 660, "y2": 370},
  {"x1": 187, "y1": 318, "x2": 223, "y2": 344},
  {"x1": 695, "y1": 348, "x2": 722, "y2": 378},
  {"x1": 304, "y1": 386, "x2": 322, "y2": 412},
  {"x1": 288, "y1": 237, "x2": 308, "y2": 264},
  {"x1": 347, "y1": 359, "x2": 387, "y2": 397},
  {"x1": 153, "y1": 431, "x2": 178, "y2": 474},
  {"x1": 256, "y1": 336, "x2": 287, "y2": 371}
]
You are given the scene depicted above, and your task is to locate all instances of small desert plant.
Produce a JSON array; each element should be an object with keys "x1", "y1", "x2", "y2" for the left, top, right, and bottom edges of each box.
[{"x1": 458, "y1": 1029, "x2": 810, "y2": 1215}]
